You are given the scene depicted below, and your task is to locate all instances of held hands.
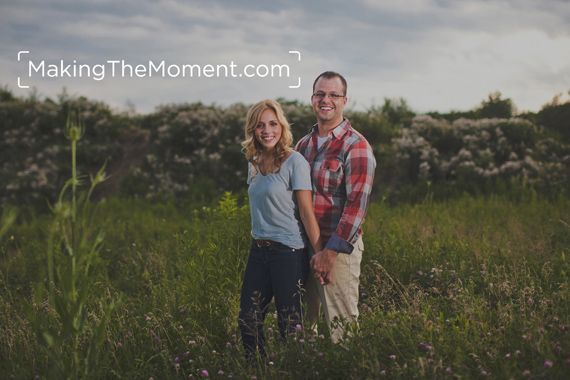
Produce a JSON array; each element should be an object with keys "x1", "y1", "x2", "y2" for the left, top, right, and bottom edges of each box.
[{"x1": 310, "y1": 248, "x2": 338, "y2": 285}]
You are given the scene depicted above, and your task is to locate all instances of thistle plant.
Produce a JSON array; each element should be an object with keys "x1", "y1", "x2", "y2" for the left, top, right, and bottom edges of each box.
[{"x1": 22, "y1": 111, "x2": 119, "y2": 380}]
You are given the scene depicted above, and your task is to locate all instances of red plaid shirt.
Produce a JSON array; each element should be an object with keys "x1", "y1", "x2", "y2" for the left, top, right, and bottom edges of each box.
[{"x1": 296, "y1": 118, "x2": 376, "y2": 254}]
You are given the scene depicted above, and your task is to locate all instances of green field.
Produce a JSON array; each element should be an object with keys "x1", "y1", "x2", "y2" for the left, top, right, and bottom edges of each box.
[{"x1": 1, "y1": 188, "x2": 569, "y2": 379}]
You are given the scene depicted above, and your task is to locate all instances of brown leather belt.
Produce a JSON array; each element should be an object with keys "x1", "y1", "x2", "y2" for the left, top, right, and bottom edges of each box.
[{"x1": 253, "y1": 239, "x2": 279, "y2": 247}]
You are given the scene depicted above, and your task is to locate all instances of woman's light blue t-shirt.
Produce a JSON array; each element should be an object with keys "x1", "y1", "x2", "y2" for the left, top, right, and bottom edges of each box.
[{"x1": 247, "y1": 151, "x2": 312, "y2": 249}]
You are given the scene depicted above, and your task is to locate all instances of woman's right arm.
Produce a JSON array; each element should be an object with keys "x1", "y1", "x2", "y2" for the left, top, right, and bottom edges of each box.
[{"x1": 296, "y1": 189, "x2": 323, "y2": 254}]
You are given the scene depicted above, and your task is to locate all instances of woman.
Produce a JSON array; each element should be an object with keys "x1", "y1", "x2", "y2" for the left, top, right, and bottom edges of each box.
[{"x1": 239, "y1": 99, "x2": 322, "y2": 357}]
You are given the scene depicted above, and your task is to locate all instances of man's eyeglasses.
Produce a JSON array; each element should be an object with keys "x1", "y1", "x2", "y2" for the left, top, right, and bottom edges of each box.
[{"x1": 312, "y1": 92, "x2": 345, "y2": 100}]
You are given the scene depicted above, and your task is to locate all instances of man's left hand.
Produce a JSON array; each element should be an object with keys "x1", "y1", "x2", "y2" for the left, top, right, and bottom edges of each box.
[{"x1": 310, "y1": 248, "x2": 338, "y2": 285}]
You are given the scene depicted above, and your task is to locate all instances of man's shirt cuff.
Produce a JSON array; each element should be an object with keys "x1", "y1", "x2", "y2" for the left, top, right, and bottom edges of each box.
[{"x1": 326, "y1": 234, "x2": 354, "y2": 255}]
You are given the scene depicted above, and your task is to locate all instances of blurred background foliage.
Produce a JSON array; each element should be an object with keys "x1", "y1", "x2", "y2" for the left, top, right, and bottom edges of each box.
[{"x1": 1, "y1": 86, "x2": 569, "y2": 212}]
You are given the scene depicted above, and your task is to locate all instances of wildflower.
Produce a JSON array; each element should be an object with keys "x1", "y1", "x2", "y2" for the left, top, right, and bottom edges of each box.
[
  {"x1": 146, "y1": 316, "x2": 151, "y2": 321},
  {"x1": 481, "y1": 370, "x2": 487, "y2": 376},
  {"x1": 180, "y1": 309, "x2": 185, "y2": 313},
  {"x1": 380, "y1": 370, "x2": 386, "y2": 375},
  {"x1": 174, "y1": 357, "x2": 179, "y2": 363},
  {"x1": 544, "y1": 360, "x2": 553, "y2": 368},
  {"x1": 295, "y1": 324, "x2": 302, "y2": 329},
  {"x1": 445, "y1": 368, "x2": 451, "y2": 373},
  {"x1": 226, "y1": 342, "x2": 232, "y2": 347},
  {"x1": 154, "y1": 336, "x2": 159, "y2": 342},
  {"x1": 117, "y1": 342, "x2": 122, "y2": 347},
  {"x1": 425, "y1": 345, "x2": 432, "y2": 350},
  {"x1": 218, "y1": 370, "x2": 224, "y2": 375},
  {"x1": 506, "y1": 353, "x2": 511, "y2": 358},
  {"x1": 183, "y1": 352, "x2": 189, "y2": 356},
  {"x1": 318, "y1": 352, "x2": 323, "y2": 356},
  {"x1": 370, "y1": 333, "x2": 374, "y2": 336},
  {"x1": 389, "y1": 355, "x2": 396, "y2": 360},
  {"x1": 267, "y1": 327, "x2": 273, "y2": 333},
  {"x1": 418, "y1": 271, "x2": 423, "y2": 275},
  {"x1": 132, "y1": 243, "x2": 136, "y2": 246},
  {"x1": 201, "y1": 370, "x2": 209, "y2": 376},
  {"x1": 299, "y1": 339, "x2": 305, "y2": 343},
  {"x1": 269, "y1": 362, "x2": 274, "y2": 366},
  {"x1": 527, "y1": 298, "x2": 533, "y2": 303},
  {"x1": 539, "y1": 327, "x2": 544, "y2": 333},
  {"x1": 522, "y1": 370, "x2": 531, "y2": 377},
  {"x1": 516, "y1": 350, "x2": 521, "y2": 355},
  {"x1": 189, "y1": 340, "x2": 196, "y2": 345},
  {"x1": 269, "y1": 353, "x2": 275, "y2": 358},
  {"x1": 10, "y1": 236, "x2": 14, "y2": 240}
]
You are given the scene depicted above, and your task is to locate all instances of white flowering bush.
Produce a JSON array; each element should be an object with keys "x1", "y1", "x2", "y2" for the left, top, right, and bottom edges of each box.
[
  {"x1": 393, "y1": 115, "x2": 570, "y2": 196},
  {"x1": 0, "y1": 92, "x2": 125, "y2": 209}
]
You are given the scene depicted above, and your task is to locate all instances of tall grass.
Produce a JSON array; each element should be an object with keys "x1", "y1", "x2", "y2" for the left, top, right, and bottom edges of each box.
[{"x1": 1, "y1": 187, "x2": 569, "y2": 378}]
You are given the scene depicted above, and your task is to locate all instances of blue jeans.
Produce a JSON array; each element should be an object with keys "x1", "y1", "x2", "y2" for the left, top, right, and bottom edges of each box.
[{"x1": 238, "y1": 241, "x2": 309, "y2": 356}]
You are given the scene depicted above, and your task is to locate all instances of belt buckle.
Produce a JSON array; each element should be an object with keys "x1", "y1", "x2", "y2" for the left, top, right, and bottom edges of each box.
[{"x1": 255, "y1": 239, "x2": 271, "y2": 247}]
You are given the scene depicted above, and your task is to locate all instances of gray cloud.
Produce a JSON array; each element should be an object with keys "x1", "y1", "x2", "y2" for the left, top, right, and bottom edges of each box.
[{"x1": 1, "y1": 0, "x2": 569, "y2": 113}]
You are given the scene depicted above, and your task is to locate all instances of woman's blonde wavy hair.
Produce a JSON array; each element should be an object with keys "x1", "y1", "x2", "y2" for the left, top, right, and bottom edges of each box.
[{"x1": 241, "y1": 99, "x2": 294, "y2": 179}]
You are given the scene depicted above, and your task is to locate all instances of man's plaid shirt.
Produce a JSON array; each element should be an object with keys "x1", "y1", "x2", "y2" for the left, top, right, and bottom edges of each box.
[{"x1": 296, "y1": 118, "x2": 376, "y2": 254}]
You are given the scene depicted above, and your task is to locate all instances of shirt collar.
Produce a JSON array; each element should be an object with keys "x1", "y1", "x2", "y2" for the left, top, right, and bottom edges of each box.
[{"x1": 311, "y1": 117, "x2": 350, "y2": 140}]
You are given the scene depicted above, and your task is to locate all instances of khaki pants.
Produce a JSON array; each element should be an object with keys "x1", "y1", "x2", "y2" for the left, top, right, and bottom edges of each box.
[{"x1": 304, "y1": 237, "x2": 363, "y2": 343}]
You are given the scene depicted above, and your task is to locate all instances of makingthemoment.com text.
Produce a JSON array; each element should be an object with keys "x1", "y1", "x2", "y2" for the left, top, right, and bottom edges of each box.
[{"x1": 27, "y1": 60, "x2": 292, "y2": 81}]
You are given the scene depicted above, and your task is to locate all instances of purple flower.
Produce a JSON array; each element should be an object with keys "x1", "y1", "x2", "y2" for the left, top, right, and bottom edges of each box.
[
  {"x1": 226, "y1": 342, "x2": 232, "y2": 347},
  {"x1": 180, "y1": 309, "x2": 185, "y2": 313},
  {"x1": 218, "y1": 370, "x2": 224, "y2": 375},
  {"x1": 389, "y1": 355, "x2": 396, "y2": 360},
  {"x1": 201, "y1": 369, "x2": 209, "y2": 376},
  {"x1": 544, "y1": 360, "x2": 553, "y2": 368},
  {"x1": 295, "y1": 324, "x2": 302, "y2": 330},
  {"x1": 445, "y1": 368, "x2": 451, "y2": 373},
  {"x1": 523, "y1": 370, "x2": 531, "y2": 377},
  {"x1": 174, "y1": 357, "x2": 179, "y2": 363}
]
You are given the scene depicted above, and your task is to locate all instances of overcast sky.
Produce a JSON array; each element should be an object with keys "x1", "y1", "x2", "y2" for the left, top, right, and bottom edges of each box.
[{"x1": 1, "y1": 0, "x2": 569, "y2": 115}]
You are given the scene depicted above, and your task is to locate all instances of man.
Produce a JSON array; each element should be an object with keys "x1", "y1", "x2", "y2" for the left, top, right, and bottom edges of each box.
[{"x1": 296, "y1": 71, "x2": 376, "y2": 342}]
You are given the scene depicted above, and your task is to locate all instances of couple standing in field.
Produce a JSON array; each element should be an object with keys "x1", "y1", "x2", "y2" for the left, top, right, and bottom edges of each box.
[{"x1": 238, "y1": 71, "x2": 376, "y2": 357}]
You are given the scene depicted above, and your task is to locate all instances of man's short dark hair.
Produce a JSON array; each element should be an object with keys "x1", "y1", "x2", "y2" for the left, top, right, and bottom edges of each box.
[{"x1": 313, "y1": 71, "x2": 347, "y2": 96}]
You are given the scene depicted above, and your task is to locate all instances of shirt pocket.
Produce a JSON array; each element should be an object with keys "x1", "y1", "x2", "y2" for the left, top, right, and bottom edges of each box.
[{"x1": 321, "y1": 159, "x2": 343, "y2": 192}]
